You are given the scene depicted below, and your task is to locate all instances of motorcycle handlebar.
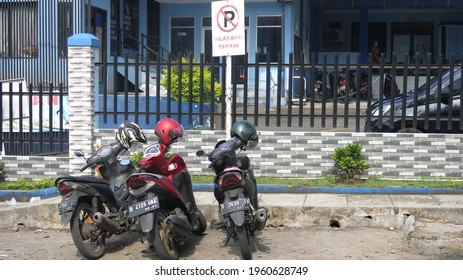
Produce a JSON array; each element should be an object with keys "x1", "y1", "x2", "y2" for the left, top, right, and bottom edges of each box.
[
  {"x1": 79, "y1": 163, "x2": 91, "y2": 172},
  {"x1": 197, "y1": 149, "x2": 222, "y2": 169}
]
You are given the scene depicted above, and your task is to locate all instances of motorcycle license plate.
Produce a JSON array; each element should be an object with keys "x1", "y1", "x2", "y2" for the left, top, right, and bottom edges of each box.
[
  {"x1": 128, "y1": 196, "x2": 159, "y2": 218},
  {"x1": 220, "y1": 198, "x2": 250, "y2": 215},
  {"x1": 58, "y1": 200, "x2": 77, "y2": 214}
]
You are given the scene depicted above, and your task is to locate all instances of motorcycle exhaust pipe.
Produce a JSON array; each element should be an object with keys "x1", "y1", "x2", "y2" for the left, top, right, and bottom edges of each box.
[
  {"x1": 254, "y1": 208, "x2": 268, "y2": 231},
  {"x1": 93, "y1": 212, "x2": 120, "y2": 233}
]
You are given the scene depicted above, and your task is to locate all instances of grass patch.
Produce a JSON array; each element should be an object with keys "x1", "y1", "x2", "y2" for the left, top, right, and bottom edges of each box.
[
  {"x1": 192, "y1": 176, "x2": 463, "y2": 189},
  {"x1": 0, "y1": 178, "x2": 55, "y2": 190},
  {"x1": 1, "y1": 175, "x2": 462, "y2": 191},
  {"x1": 191, "y1": 175, "x2": 463, "y2": 189}
]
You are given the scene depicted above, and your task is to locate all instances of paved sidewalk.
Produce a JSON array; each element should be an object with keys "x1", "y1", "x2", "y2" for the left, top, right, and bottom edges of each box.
[{"x1": 1, "y1": 185, "x2": 463, "y2": 231}]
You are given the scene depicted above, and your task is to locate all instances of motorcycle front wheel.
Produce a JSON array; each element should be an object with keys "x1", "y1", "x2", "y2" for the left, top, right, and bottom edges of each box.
[
  {"x1": 235, "y1": 224, "x2": 252, "y2": 260},
  {"x1": 70, "y1": 202, "x2": 106, "y2": 260},
  {"x1": 151, "y1": 211, "x2": 179, "y2": 260}
]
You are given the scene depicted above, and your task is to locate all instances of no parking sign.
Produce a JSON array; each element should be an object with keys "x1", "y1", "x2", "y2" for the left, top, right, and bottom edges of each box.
[{"x1": 211, "y1": 0, "x2": 245, "y2": 57}]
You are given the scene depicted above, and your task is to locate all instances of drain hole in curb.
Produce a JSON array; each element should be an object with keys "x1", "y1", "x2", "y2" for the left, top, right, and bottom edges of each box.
[
  {"x1": 329, "y1": 219, "x2": 340, "y2": 228},
  {"x1": 403, "y1": 214, "x2": 411, "y2": 217},
  {"x1": 364, "y1": 215, "x2": 372, "y2": 219}
]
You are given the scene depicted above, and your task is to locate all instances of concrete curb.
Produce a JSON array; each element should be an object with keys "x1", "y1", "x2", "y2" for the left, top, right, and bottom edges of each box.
[
  {"x1": 2, "y1": 184, "x2": 463, "y2": 202},
  {"x1": 2, "y1": 192, "x2": 463, "y2": 231},
  {"x1": 0, "y1": 187, "x2": 59, "y2": 202}
]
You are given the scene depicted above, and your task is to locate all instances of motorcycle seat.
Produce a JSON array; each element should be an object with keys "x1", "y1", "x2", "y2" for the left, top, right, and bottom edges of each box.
[{"x1": 55, "y1": 175, "x2": 109, "y2": 186}]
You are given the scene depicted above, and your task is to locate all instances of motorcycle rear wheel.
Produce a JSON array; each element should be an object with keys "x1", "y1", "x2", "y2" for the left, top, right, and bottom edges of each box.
[
  {"x1": 70, "y1": 202, "x2": 106, "y2": 260},
  {"x1": 192, "y1": 209, "x2": 207, "y2": 235},
  {"x1": 152, "y1": 211, "x2": 179, "y2": 260},
  {"x1": 235, "y1": 224, "x2": 252, "y2": 260}
]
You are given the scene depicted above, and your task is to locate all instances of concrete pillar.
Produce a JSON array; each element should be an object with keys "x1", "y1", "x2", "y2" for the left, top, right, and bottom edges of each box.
[
  {"x1": 359, "y1": 8, "x2": 369, "y2": 64},
  {"x1": 67, "y1": 33, "x2": 100, "y2": 175}
]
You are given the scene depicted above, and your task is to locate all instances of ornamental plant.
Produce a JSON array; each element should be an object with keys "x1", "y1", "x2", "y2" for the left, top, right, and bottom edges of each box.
[
  {"x1": 331, "y1": 142, "x2": 370, "y2": 180},
  {"x1": 129, "y1": 151, "x2": 143, "y2": 167},
  {"x1": 161, "y1": 54, "x2": 222, "y2": 104}
]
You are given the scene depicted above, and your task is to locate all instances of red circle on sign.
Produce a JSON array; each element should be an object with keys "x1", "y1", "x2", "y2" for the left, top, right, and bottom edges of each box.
[{"x1": 217, "y1": 5, "x2": 240, "y2": 33}]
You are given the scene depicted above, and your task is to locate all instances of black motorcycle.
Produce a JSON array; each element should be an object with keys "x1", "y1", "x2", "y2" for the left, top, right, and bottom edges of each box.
[
  {"x1": 322, "y1": 69, "x2": 370, "y2": 101},
  {"x1": 55, "y1": 121, "x2": 146, "y2": 259},
  {"x1": 313, "y1": 70, "x2": 333, "y2": 100},
  {"x1": 196, "y1": 135, "x2": 268, "y2": 260}
]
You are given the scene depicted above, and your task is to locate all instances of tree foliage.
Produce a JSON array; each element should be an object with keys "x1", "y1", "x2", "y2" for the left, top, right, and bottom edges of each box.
[{"x1": 161, "y1": 55, "x2": 222, "y2": 104}]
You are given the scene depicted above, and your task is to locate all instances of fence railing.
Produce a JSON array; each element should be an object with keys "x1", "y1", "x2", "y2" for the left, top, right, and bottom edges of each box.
[
  {"x1": 1, "y1": 51, "x2": 462, "y2": 155},
  {"x1": 96, "y1": 51, "x2": 463, "y2": 133},
  {"x1": 0, "y1": 82, "x2": 68, "y2": 155}
]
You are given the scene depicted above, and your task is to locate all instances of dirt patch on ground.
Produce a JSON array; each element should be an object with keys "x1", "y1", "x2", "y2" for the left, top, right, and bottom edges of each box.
[{"x1": 0, "y1": 224, "x2": 443, "y2": 260}]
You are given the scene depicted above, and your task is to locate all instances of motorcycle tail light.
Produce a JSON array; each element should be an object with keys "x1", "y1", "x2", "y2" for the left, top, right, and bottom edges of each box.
[
  {"x1": 128, "y1": 178, "x2": 156, "y2": 191},
  {"x1": 218, "y1": 172, "x2": 242, "y2": 188},
  {"x1": 57, "y1": 182, "x2": 74, "y2": 198},
  {"x1": 127, "y1": 177, "x2": 146, "y2": 190},
  {"x1": 340, "y1": 80, "x2": 347, "y2": 85}
]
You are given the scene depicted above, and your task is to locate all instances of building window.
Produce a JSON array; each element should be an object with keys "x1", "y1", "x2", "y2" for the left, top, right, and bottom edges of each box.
[
  {"x1": 0, "y1": 1, "x2": 38, "y2": 58},
  {"x1": 257, "y1": 16, "x2": 281, "y2": 63},
  {"x1": 123, "y1": 0, "x2": 139, "y2": 51},
  {"x1": 58, "y1": 2, "x2": 73, "y2": 58},
  {"x1": 171, "y1": 17, "x2": 194, "y2": 56}
]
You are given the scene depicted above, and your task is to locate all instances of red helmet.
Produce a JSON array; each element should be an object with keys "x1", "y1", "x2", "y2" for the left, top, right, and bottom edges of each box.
[{"x1": 154, "y1": 118, "x2": 186, "y2": 145}]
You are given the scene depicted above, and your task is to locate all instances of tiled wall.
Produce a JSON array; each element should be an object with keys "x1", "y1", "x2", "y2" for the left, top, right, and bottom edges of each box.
[{"x1": 1, "y1": 130, "x2": 462, "y2": 181}]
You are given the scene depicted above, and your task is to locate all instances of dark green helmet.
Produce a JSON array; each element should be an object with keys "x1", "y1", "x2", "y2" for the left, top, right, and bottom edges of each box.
[{"x1": 230, "y1": 120, "x2": 259, "y2": 149}]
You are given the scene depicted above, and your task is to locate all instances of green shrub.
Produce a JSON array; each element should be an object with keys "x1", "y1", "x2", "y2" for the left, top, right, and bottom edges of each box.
[
  {"x1": 331, "y1": 142, "x2": 370, "y2": 180},
  {"x1": 161, "y1": 54, "x2": 222, "y2": 104},
  {"x1": 129, "y1": 151, "x2": 143, "y2": 167},
  {"x1": 0, "y1": 178, "x2": 54, "y2": 190},
  {"x1": 0, "y1": 160, "x2": 4, "y2": 177},
  {"x1": 34, "y1": 178, "x2": 55, "y2": 189}
]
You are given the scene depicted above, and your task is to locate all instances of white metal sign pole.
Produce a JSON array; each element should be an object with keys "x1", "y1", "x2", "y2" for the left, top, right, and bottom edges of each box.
[
  {"x1": 211, "y1": 0, "x2": 245, "y2": 134},
  {"x1": 225, "y1": 55, "x2": 232, "y2": 134}
]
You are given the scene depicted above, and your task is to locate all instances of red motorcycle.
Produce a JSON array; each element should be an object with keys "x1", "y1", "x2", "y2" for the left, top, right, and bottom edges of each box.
[{"x1": 125, "y1": 118, "x2": 207, "y2": 260}]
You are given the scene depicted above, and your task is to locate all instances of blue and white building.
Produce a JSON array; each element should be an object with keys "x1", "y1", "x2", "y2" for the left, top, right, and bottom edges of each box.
[{"x1": 2, "y1": 0, "x2": 463, "y2": 92}]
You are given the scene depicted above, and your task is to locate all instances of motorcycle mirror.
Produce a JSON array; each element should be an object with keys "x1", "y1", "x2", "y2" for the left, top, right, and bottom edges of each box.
[
  {"x1": 196, "y1": 150, "x2": 205, "y2": 156},
  {"x1": 74, "y1": 150, "x2": 85, "y2": 157}
]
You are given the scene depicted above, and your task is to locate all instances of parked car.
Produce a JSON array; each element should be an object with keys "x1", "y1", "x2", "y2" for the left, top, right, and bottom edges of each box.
[{"x1": 365, "y1": 66, "x2": 462, "y2": 133}]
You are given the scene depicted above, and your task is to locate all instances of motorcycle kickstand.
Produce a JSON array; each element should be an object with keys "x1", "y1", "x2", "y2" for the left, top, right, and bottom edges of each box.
[{"x1": 224, "y1": 232, "x2": 232, "y2": 246}]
